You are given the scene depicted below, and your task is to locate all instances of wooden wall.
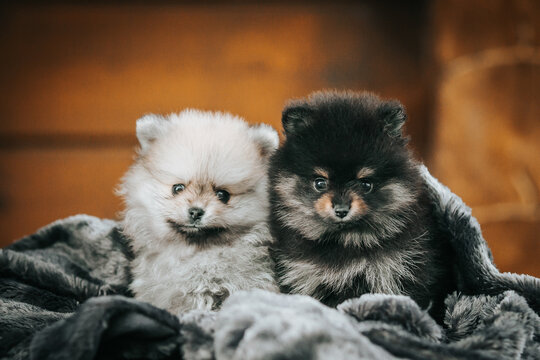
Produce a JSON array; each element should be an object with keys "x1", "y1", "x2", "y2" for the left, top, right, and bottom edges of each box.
[
  {"x1": 1, "y1": 1, "x2": 538, "y2": 277},
  {"x1": 0, "y1": 2, "x2": 432, "y2": 242},
  {"x1": 430, "y1": 0, "x2": 540, "y2": 277}
]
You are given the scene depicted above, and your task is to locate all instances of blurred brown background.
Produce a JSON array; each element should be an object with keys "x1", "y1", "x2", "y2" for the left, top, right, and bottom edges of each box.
[{"x1": 1, "y1": 0, "x2": 538, "y2": 276}]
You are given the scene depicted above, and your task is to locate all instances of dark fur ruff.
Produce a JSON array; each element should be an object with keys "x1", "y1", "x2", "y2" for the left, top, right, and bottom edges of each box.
[{"x1": 269, "y1": 91, "x2": 455, "y2": 319}]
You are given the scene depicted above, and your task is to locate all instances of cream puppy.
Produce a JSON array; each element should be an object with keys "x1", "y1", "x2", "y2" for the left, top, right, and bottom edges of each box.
[{"x1": 118, "y1": 109, "x2": 279, "y2": 314}]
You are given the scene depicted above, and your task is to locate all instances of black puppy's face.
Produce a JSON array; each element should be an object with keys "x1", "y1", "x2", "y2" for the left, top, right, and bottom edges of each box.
[
  {"x1": 311, "y1": 166, "x2": 375, "y2": 222},
  {"x1": 271, "y1": 91, "x2": 420, "y2": 249}
]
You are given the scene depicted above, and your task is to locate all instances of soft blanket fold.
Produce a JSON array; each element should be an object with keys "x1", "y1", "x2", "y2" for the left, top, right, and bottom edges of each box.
[{"x1": 1, "y1": 167, "x2": 539, "y2": 360}]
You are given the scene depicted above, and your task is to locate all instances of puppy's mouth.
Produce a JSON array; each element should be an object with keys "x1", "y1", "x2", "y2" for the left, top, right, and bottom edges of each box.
[
  {"x1": 319, "y1": 214, "x2": 372, "y2": 234},
  {"x1": 167, "y1": 220, "x2": 226, "y2": 238},
  {"x1": 328, "y1": 219, "x2": 360, "y2": 230}
]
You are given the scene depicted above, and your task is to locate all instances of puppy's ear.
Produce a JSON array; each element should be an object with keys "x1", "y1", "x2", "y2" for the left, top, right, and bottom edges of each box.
[
  {"x1": 136, "y1": 114, "x2": 168, "y2": 151},
  {"x1": 379, "y1": 100, "x2": 406, "y2": 138},
  {"x1": 249, "y1": 124, "x2": 279, "y2": 158},
  {"x1": 282, "y1": 101, "x2": 313, "y2": 136}
]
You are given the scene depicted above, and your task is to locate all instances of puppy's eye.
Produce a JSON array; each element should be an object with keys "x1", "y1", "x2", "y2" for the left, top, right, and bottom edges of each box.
[
  {"x1": 359, "y1": 180, "x2": 373, "y2": 194},
  {"x1": 216, "y1": 189, "x2": 230, "y2": 204},
  {"x1": 313, "y1": 178, "x2": 328, "y2": 192},
  {"x1": 172, "y1": 184, "x2": 185, "y2": 195}
]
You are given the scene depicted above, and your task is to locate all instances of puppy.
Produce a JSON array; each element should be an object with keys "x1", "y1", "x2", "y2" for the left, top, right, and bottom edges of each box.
[
  {"x1": 118, "y1": 109, "x2": 280, "y2": 314},
  {"x1": 269, "y1": 91, "x2": 455, "y2": 320}
]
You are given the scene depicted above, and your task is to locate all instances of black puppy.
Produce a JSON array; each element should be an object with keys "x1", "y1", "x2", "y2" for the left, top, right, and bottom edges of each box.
[{"x1": 269, "y1": 90, "x2": 454, "y2": 320}]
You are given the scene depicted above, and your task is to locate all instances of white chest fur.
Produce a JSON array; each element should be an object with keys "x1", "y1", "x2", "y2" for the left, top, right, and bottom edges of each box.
[{"x1": 129, "y1": 225, "x2": 278, "y2": 315}]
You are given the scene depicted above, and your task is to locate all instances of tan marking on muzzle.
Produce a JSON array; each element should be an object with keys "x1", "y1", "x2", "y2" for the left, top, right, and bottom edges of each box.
[
  {"x1": 349, "y1": 192, "x2": 368, "y2": 216},
  {"x1": 314, "y1": 192, "x2": 334, "y2": 217}
]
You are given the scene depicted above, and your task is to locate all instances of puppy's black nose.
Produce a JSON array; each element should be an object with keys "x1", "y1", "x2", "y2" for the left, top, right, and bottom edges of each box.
[
  {"x1": 188, "y1": 207, "x2": 205, "y2": 221},
  {"x1": 334, "y1": 205, "x2": 349, "y2": 218}
]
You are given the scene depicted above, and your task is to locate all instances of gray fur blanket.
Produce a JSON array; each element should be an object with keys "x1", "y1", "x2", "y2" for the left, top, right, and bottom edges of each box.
[{"x1": 1, "y1": 167, "x2": 539, "y2": 360}]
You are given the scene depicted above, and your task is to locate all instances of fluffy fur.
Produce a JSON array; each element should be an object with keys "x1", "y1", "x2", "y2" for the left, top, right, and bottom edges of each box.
[
  {"x1": 118, "y1": 109, "x2": 280, "y2": 314},
  {"x1": 269, "y1": 91, "x2": 455, "y2": 320}
]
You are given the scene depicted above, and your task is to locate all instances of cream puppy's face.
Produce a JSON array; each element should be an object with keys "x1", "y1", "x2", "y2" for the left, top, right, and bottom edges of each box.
[{"x1": 119, "y1": 110, "x2": 279, "y2": 248}]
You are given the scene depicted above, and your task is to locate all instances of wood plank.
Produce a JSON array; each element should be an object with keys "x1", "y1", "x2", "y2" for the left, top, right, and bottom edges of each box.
[
  {"x1": 0, "y1": 148, "x2": 133, "y2": 245},
  {"x1": 433, "y1": 0, "x2": 540, "y2": 63},
  {"x1": 484, "y1": 222, "x2": 540, "y2": 277},
  {"x1": 0, "y1": 3, "x2": 432, "y2": 153}
]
